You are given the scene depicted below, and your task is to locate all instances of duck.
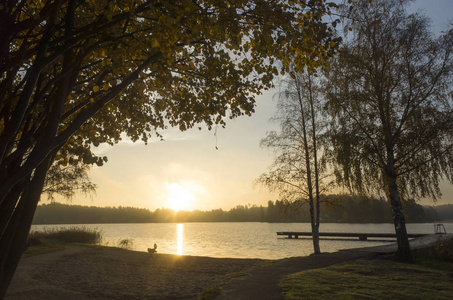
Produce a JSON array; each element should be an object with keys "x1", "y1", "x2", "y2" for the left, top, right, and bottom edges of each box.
[{"x1": 148, "y1": 243, "x2": 157, "y2": 255}]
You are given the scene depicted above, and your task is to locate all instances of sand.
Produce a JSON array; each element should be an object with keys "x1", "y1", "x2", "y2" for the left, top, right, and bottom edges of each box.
[{"x1": 5, "y1": 245, "x2": 268, "y2": 300}]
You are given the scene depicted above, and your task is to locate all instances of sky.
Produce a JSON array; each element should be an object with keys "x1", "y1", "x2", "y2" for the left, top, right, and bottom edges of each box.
[{"x1": 50, "y1": 0, "x2": 453, "y2": 211}]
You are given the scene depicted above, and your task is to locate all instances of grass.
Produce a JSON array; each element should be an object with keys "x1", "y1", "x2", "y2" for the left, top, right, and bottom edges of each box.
[
  {"x1": 28, "y1": 226, "x2": 102, "y2": 244},
  {"x1": 199, "y1": 271, "x2": 249, "y2": 300},
  {"x1": 23, "y1": 242, "x2": 66, "y2": 258},
  {"x1": 24, "y1": 226, "x2": 103, "y2": 257},
  {"x1": 199, "y1": 260, "x2": 277, "y2": 300},
  {"x1": 198, "y1": 259, "x2": 278, "y2": 300},
  {"x1": 199, "y1": 286, "x2": 222, "y2": 300},
  {"x1": 281, "y1": 238, "x2": 453, "y2": 300}
]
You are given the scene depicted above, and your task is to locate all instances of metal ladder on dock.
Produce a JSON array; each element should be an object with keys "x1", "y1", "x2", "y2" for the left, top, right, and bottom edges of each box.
[{"x1": 434, "y1": 223, "x2": 447, "y2": 234}]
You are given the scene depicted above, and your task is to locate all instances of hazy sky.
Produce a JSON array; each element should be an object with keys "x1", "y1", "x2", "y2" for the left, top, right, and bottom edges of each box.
[{"x1": 51, "y1": 0, "x2": 453, "y2": 211}]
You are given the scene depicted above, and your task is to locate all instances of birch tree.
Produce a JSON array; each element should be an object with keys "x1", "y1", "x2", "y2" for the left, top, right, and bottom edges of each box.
[
  {"x1": 326, "y1": 0, "x2": 453, "y2": 261},
  {"x1": 258, "y1": 71, "x2": 331, "y2": 254}
]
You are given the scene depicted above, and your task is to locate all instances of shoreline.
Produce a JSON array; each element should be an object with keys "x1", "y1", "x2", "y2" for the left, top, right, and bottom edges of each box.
[{"x1": 31, "y1": 222, "x2": 450, "y2": 260}]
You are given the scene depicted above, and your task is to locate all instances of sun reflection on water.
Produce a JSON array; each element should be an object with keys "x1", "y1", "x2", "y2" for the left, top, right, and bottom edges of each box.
[{"x1": 177, "y1": 223, "x2": 184, "y2": 255}]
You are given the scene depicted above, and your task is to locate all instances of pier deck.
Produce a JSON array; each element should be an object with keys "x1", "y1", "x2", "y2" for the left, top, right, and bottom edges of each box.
[{"x1": 276, "y1": 231, "x2": 426, "y2": 241}]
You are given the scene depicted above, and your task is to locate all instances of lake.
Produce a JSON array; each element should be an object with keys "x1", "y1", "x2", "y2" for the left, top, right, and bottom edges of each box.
[{"x1": 31, "y1": 222, "x2": 452, "y2": 260}]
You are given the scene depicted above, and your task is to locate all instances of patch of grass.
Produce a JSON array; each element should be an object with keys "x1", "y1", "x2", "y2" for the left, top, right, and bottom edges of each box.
[
  {"x1": 24, "y1": 227, "x2": 103, "y2": 257},
  {"x1": 23, "y1": 241, "x2": 65, "y2": 258},
  {"x1": 413, "y1": 237, "x2": 453, "y2": 263},
  {"x1": 198, "y1": 271, "x2": 248, "y2": 300},
  {"x1": 281, "y1": 239, "x2": 453, "y2": 300},
  {"x1": 199, "y1": 286, "x2": 221, "y2": 300},
  {"x1": 28, "y1": 226, "x2": 102, "y2": 244},
  {"x1": 282, "y1": 260, "x2": 453, "y2": 300},
  {"x1": 199, "y1": 261, "x2": 276, "y2": 300}
]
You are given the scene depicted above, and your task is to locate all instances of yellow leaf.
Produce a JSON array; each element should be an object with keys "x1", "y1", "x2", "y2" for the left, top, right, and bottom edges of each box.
[
  {"x1": 103, "y1": 83, "x2": 109, "y2": 91},
  {"x1": 93, "y1": 86, "x2": 100, "y2": 92},
  {"x1": 90, "y1": 98, "x2": 94, "y2": 103}
]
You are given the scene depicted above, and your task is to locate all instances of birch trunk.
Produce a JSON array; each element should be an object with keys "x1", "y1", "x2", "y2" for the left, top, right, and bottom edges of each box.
[{"x1": 388, "y1": 175, "x2": 412, "y2": 261}]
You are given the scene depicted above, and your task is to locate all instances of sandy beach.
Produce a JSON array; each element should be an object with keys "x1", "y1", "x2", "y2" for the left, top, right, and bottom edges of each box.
[{"x1": 6, "y1": 245, "x2": 268, "y2": 300}]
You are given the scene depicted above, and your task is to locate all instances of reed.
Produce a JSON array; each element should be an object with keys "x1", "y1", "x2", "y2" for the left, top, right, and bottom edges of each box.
[{"x1": 28, "y1": 226, "x2": 102, "y2": 244}]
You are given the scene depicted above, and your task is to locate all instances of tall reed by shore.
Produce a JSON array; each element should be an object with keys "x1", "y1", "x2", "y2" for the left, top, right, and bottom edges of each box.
[{"x1": 28, "y1": 226, "x2": 102, "y2": 245}]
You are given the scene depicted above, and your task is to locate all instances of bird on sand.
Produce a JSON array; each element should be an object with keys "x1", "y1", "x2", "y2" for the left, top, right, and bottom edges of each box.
[{"x1": 148, "y1": 243, "x2": 157, "y2": 255}]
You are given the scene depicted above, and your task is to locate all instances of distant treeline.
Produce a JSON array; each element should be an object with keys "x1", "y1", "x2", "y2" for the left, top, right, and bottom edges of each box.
[
  {"x1": 434, "y1": 204, "x2": 453, "y2": 222},
  {"x1": 32, "y1": 196, "x2": 452, "y2": 224}
]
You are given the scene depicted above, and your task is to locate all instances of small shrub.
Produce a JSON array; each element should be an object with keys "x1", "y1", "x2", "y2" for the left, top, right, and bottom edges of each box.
[
  {"x1": 199, "y1": 286, "x2": 221, "y2": 300},
  {"x1": 412, "y1": 237, "x2": 453, "y2": 263},
  {"x1": 432, "y1": 238, "x2": 453, "y2": 262},
  {"x1": 28, "y1": 226, "x2": 102, "y2": 244},
  {"x1": 118, "y1": 238, "x2": 133, "y2": 249}
]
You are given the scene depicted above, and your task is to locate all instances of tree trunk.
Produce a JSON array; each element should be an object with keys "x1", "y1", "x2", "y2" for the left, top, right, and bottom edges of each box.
[
  {"x1": 311, "y1": 222, "x2": 321, "y2": 254},
  {"x1": 0, "y1": 157, "x2": 51, "y2": 298},
  {"x1": 0, "y1": 158, "x2": 52, "y2": 299},
  {"x1": 308, "y1": 74, "x2": 321, "y2": 254},
  {"x1": 297, "y1": 82, "x2": 319, "y2": 255},
  {"x1": 308, "y1": 74, "x2": 321, "y2": 255},
  {"x1": 388, "y1": 175, "x2": 412, "y2": 262}
]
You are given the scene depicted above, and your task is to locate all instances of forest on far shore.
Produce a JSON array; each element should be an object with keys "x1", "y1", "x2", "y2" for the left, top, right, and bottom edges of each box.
[{"x1": 32, "y1": 195, "x2": 453, "y2": 224}]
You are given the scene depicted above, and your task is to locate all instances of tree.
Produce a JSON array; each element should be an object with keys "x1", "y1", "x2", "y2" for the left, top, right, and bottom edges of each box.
[
  {"x1": 325, "y1": 0, "x2": 453, "y2": 261},
  {"x1": 257, "y1": 71, "x2": 331, "y2": 254},
  {"x1": 42, "y1": 162, "x2": 97, "y2": 201},
  {"x1": 0, "y1": 0, "x2": 339, "y2": 296}
]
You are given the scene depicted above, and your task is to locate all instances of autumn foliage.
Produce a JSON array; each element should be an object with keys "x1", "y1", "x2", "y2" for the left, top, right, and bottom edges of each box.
[{"x1": 0, "y1": 0, "x2": 339, "y2": 296}]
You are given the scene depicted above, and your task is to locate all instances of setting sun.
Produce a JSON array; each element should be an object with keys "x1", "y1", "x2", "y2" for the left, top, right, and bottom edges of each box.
[{"x1": 166, "y1": 183, "x2": 195, "y2": 211}]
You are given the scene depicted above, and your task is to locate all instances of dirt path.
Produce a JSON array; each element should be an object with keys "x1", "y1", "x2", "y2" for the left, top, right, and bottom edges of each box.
[{"x1": 215, "y1": 249, "x2": 374, "y2": 300}]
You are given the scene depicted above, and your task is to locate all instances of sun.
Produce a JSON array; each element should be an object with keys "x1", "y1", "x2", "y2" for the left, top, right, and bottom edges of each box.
[{"x1": 166, "y1": 183, "x2": 195, "y2": 211}]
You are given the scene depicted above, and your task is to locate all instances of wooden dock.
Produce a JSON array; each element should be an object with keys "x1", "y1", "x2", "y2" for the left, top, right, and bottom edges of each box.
[{"x1": 276, "y1": 232, "x2": 426, "y2": 241}]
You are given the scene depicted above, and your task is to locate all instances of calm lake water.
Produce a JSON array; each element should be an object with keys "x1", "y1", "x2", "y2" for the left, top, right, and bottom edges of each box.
[{"x1": 31, "y1": 222, "x2": 452, "y2": 260}]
